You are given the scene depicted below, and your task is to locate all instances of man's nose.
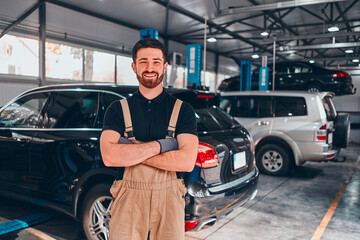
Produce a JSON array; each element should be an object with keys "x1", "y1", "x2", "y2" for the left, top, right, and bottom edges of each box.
[{"x1": 145, "y1": 62, "x2": 155, "y2": 71}]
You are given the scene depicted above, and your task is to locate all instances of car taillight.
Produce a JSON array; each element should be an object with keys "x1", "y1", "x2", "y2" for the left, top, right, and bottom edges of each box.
[
  {"x1": 185, "y1": 220, "x2": 199, "y2": 231},
  {"x1": 316, "y1": 124, "x2": 327, "y2": 141},
  {"x1": 196, "y1": 142, "x2": 218, "y2": 168},
  {"x1": 197, "y1": 94, "x2": 214, "y2": 98},
  {"x1": 332, "y1": 72, "x2": 349, "y2": 78}
]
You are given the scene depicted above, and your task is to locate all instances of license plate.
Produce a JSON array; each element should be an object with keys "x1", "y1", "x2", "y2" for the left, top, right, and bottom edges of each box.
[
  {"x1": 233, "y1": 151, "x2": 246, "y2": 170},
  {"x1": 328, "y1": 132, "x2": 333, "y2": 144}
]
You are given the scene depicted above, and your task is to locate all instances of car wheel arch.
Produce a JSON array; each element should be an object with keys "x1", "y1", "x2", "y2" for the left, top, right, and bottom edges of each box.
[{"x1": 73, "y1": 169, "x2": 117, "y2": 220}]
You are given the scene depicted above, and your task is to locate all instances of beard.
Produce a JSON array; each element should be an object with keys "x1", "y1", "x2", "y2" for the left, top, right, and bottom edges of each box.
[{"x1": 136, "y1": 71, "x2": 164, "y2": 89}]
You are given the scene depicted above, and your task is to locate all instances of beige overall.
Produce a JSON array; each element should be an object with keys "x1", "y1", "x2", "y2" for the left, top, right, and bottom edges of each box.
[{"x1": 109, "y1": 99, "x2": 187, "y2": 240}]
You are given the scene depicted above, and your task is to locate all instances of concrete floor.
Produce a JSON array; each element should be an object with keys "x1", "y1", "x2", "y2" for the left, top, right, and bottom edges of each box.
[{"x1": 0, "y1": 144, "x2": 359, "y2": 240}]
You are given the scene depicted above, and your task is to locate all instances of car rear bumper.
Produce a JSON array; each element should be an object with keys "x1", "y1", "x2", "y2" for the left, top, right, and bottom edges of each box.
[
  {"x1": 297, "y1": 141, "x2": 338, "y2": 163},
  {"x1": 185, "y1": 168, "x2": 259, "y2": 231}
]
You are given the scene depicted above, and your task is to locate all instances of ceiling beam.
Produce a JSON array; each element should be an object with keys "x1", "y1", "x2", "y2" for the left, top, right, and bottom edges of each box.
[
  {"x1": 151, "y1": 0, "x2": 275, "y2": 55},
  {"x1": 288, "y1": 42, "x2": 360, "y2": 50},
  {"x1": 215, "y1": 0, "x2": 346, "y2": 16},
  {"x1": 0, "y1": 1, "x2": 42, "y2": 39}
]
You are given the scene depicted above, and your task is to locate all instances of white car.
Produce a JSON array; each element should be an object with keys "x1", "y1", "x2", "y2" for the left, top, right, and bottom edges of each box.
[{"x1": 220, "y1": 91, "x2": 350, "y2": 176}]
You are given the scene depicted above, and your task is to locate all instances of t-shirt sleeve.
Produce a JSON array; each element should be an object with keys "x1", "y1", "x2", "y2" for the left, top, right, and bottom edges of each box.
[
  {"x1": 176, "y1": 101, "x2": 198, "y2": 136},
  {"x1": 102, "y1": 100, "x2": 125, "y2": 135}
]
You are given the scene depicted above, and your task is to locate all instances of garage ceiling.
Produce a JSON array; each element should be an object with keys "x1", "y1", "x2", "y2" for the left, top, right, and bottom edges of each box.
[{"x1": 2, "y1": 0, "x2": 360, "y2": 69}]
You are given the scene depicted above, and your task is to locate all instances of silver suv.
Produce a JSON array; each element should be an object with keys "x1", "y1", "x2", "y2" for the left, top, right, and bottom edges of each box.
[{"x1": 220, "y1": 91, "x2": 350, "y2": 176}]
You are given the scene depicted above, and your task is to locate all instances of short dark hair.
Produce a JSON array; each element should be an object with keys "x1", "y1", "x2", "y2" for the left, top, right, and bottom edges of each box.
[{"x1": 132, "y1": 38, "x2": 167, "y2": 63}]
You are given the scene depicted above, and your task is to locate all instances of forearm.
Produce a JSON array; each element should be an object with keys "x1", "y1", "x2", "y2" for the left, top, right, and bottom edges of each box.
[
  {"x1": 142, "y1": 148, "x2": 197, "y2": 172},
  {"x1": 101, "y1": 140, "x2": 160, "y2": 167}
]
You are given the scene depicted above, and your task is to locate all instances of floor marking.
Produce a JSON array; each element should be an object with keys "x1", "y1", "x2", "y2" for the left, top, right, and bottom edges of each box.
[
  {"x1": 311, "y1": 156, "x2": 360, "y2": 240},
  {"x1": 0, "y1": 212, "x2": 56, "y2": 236}
]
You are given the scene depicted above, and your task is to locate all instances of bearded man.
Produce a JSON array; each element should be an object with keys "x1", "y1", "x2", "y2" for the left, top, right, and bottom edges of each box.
[{"x1": 100, "y1": 38, "x2": 198, "y2": 240}]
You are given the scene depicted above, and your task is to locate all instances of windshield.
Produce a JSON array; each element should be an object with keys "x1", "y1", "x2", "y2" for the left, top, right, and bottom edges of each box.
[{"x1": 195, "y1": 106, "x2": 241, "y2": 132}]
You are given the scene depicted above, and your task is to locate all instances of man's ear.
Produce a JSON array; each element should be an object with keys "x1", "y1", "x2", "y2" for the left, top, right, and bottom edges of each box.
[
  {"x1": 131, "y1": 62, "x2": 136, "y2": 73},
  {"x1": 163, "y1": 62, "x2": 168, "y2": 73}
]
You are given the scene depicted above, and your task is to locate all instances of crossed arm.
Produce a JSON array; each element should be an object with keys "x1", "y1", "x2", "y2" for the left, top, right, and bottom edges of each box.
[{"x1": 100, "y1": 130, "x2": 198, "y2": 172}]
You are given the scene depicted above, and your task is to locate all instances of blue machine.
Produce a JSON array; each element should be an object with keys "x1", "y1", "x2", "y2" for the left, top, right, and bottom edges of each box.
[
  {"x1": 259, "y1": 67, "x2": 269, "y2": 91},
  {"x1": 240, "y1": 60, "x2": 252, "y2": 91},
  {"x1": 140, "y1": 28, "x2": 159, "y2": 40},
  {"x1": 187, "y1": 44, "x2": 202, "y2": 89}
]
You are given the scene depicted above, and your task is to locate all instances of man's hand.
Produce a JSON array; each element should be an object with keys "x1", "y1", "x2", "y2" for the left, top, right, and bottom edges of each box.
[{"x1": 143, "y1": 133, "x2": 198, "y2": 172}]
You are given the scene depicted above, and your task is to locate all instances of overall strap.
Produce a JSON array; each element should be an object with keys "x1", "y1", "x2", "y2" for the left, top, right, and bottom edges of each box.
[
  {"x1": 166, "y1": 99, "x2": 183, "y2": 139},
  {"x1": 119, "y1": 99, "x2": 137, "y2": 142}
]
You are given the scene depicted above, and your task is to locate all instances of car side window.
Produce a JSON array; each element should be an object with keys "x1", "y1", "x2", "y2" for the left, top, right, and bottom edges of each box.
[
  {"x1": 274, "y1": 97, "x2": 307, "y2": 117},
  {"x1": 0, "y1": 92, "x2": 49, "y2": 128},
  {"x1": 45, "y1": 91, "x2": 99, "y2": 128},
  {"x1": 98, "y1": 92, "x2": 122, "y2": 127},
  {"x1": 224, "y1": 96, "x2": 272, "y2": 118}
]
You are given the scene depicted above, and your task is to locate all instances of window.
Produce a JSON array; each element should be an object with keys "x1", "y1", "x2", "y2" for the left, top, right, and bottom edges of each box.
[
  {"x1": 195, "y1": 107, "x2": 239, "y2": 132},
  {"x1": 45, "y1": 91, "x2": 99, "y2": 128},
  {"x1": 87, "y1": 50, "x2": 115, "y2": 82},
  {"x1": 98, "y1": 92, "x2": 122, "y2": 127},
  {"x1": 46, "y1": 42, "x2": 83, "y2": 80},
  {"x1": 116, "y1": 55, "x2": 138, "y2": 85},
  {"x1": 274, "y1": 97, "x2": 307, "y2": 117},
  {"x1": 0, "y1": 93, "x2": 49, "y2": 128},
  {"x1": 0, "y1": 35, "x2": 39, "y2": 77},
  {"x1": 224, "y1": 97, "x2": 272, "y2": 118}
]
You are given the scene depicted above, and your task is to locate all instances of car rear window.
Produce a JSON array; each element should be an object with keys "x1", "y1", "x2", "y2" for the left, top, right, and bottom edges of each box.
[{"x1": 195, "y1": 106, "x2": 239, "y2": 132}]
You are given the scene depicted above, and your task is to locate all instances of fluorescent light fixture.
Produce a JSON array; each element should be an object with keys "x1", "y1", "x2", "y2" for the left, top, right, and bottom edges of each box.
[
  {"x1": 352, "y1": 59, "x2": 359, "y2": 63},
  {"x1": 207, "y1": 37, "x2": 217, "y2": 43},
  {"x1": 345, "y1": 49, "x2": 354, "y2": 54},
  {"x1": 328, "y1": 26, "x2": 339, "y2": 32},
  {"x1": 261, "y1": 31, "x2": 269, "y2": 36},
  {"x1": 251, "y1": 54, "x2": 260, "y2": 59},
  {"x1": 309, "y1": 60, "x2": 315, "y2": 63}
]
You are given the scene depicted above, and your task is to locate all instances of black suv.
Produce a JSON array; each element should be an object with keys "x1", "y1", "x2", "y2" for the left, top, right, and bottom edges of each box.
[
  {"x1": 0, "y1": 84, "x2": 258, "y2": 239},
  {"x1": 219, "y1": 61, "x2": 356, "y2": 95}
]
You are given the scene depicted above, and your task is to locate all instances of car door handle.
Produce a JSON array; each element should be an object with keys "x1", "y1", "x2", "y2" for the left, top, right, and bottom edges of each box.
[
  {"x1": 256, "y1": 121, "x2": 269, "y2": 126},
  {"x1": 16, "y1": 138, "x2": 30, "y2": 146}
]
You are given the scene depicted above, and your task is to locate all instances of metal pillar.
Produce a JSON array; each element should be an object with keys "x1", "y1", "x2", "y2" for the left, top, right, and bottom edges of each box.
[{"x1": 39, "y1": 1, "x2": 46, "y2": 86}]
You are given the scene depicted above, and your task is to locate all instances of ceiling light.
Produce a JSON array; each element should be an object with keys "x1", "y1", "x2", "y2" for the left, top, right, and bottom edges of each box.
[
  {"x1": 251, "y1": 54, "x2": 259, "y2": 59},
  {"x1": 345, "y1": 49, "x2": 353, "y2": 54},
  {"x1": 207, "y1": 37, "x2": 217, "y2": 43},
  {"x1": 309, "y1": 60, "x2": 315, "y2": 64},
  {"x1": 261, "y1": 31, "x2": 269, "y2": 36},
  {"x1": 352, "y1": 59, "x2": 359, "y2": 63},
  {"x1": 328, "y1": 26, "x2": 339, "y2": 32}
]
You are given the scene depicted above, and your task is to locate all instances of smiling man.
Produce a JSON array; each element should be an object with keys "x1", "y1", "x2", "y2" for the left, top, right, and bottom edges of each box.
[{"x1": 100, "y1": 38, "x2": 198, "y2": 240}]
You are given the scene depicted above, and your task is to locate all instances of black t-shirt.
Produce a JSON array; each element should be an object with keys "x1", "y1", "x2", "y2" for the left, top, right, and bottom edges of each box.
[{"x1": 102, "y1": 88, "x2": 197, "y2": 141}]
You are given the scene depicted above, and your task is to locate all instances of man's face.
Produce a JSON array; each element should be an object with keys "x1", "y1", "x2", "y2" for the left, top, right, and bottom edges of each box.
[{"x1": 132, "y1": 48, "x2": 168, "y2": 89}]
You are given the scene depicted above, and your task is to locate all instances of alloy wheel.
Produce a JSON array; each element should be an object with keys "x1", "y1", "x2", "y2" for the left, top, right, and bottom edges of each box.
[
  {"x1": 88, "y1": 196, "x2": 113, "y2": 240},
  {"x1": 261, "y1": 150, "x2": 283, "y2": 172}
]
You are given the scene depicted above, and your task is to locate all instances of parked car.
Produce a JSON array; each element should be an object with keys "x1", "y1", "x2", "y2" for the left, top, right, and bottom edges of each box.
[
  {"x1": 218, "y1": 61, "x2": 356, "y2": 95},
  {"x1": 220, "y1": 90, "x2": 350, "y2": 176},
  {"x1": 0, "y1": 84, "x2": 258, "y2": 239}
]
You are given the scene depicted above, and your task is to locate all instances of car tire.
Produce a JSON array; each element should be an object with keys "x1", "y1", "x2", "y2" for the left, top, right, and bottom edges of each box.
[
  {"x1": 333, "y1": 113, "x2": 350, "y2": 148},
  {"x1": 81, "y1": 183, "x2": 113, "y2": 240},
  {"x1": 307, "y1": 84, "x2": 322, "y2": 93},
  {"x1": 256, "y1": 144, "x2": 293, "y2": 176}
]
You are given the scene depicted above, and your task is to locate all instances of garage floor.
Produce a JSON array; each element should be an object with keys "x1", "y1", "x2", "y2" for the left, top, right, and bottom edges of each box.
[{"x1": 0, "y1": 144, "x2": 359, "y2": 240}]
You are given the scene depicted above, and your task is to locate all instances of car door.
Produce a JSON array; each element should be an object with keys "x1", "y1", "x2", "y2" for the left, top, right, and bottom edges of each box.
[
  {"x1": 271, "y1": 96, "x2": 310, "y2": 142},
  {"x1": 0, "y1": 92, "x2": 50, "y2": 195},
  {"x1": 28, "y1": 90, "x2": 102, "y2": 204},
  {"x1": 222, "y1": 96, "x2": 273, "y2": 143}
]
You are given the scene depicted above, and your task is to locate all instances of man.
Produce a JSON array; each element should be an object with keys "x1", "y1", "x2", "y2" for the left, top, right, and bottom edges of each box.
[{"x1": 100, "y1": 38, "x2": 198, "y2": 240}]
